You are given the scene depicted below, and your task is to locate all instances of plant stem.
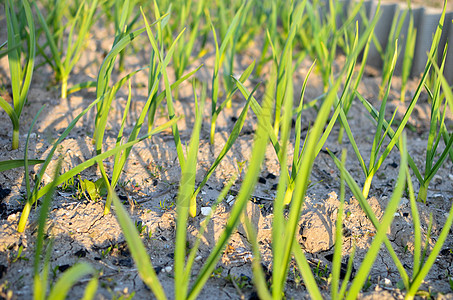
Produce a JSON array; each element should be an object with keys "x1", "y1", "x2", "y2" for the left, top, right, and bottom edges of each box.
[
  {"x1": 12, "y1": 127, "x2": 19, "y2": 150},
  {"x1": 18, "y1": 202, "x2": 31, "y2": 232},
  {"x1": 417, "y1": 182, "x2": 428, "y2": 203},
  {"x1": 61, "y1": 77, "x2": 68, "y2": 99},
  {"x1": 362, "y1": 174, "x2": 373, "y2": 199},
  {"x1": 210, "y1": 119, "x2": 216, "y2": 144},
  {"x1": 283, "y1": 186, "x2": 293, "y2": 206}
]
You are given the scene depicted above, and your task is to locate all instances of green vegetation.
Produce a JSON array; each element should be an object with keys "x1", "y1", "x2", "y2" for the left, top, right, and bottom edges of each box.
[
  {"x1": 1, "y1": 0, "x2": 453, "y2": 299},
  {"x1": 0, "y1": 0, "x2": 35, "y2": 150}
]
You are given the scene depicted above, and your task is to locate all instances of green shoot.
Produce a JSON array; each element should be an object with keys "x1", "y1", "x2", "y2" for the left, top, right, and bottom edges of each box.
[
  {"x1": 0, "y1": 159, "x2": 43, "y2": 172},
  {"x1": 208, "y1": 3, "x2": 245, "y2": 144},
  {"x1": 33, "y1": 159, "x2": 97, "y2": 300},
  {"x1": 0, "y1": 0, "x2": 35, "y2": 150},
  {"x1": 328, "y1": 135, "x2": 410, "y2": 295},
  {"x1": 378, "y1": 5, "x2": 407, "y2": 100},
  {"x1": 355, "y1": 1, "x2": 447, "y2": 200},
  {"x1": 187, "y1": 50, "x2": 273, "y2": 300},
  {"x1": 189, "y1": 67, "x2": 257, "y2": 217},
  {"x1": 415, "y1": 43, "x2": 453, "y2": 203},
  {"x1": 112, "y1": 190, "x2": 166, "y2": 299},
  {"x1": 172, "y1": 0, "x2": 206, "y2": 83},
  {"x1": 34, "y1": 0, "x2": 98, "y2": 99},
  {"x1": 400, "y1": 2, "x2": 417, "y2": 103}
]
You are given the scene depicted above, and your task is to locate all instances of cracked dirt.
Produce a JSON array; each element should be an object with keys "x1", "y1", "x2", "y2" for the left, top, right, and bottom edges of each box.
[{"x1": 2, "y1": 3, "x2": 453, "y2": 299}]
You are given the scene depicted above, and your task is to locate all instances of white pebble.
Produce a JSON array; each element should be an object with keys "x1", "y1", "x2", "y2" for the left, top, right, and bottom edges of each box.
[
  {"x1": 399, "y1": 197, "x2": 409, "y2": 207},
  {"x1": 383, "y1": 278, "x2": 392, "y2": 286},
  {"x1": 201, "y1": 207, "x2": 211, "y2": 216},
  {"x1": 434, "y1": 193, "x2": 444, "y2": 200},
  {"x1": 226, "y1": 195, "x2": 235, "y2": 206},
  {"x1": 164, "y1": 266, "x2": 172, "y2": 273},
  {"x1": 433, "y1": 174, "x2": 442, "y2": 184},
  {"x1": 195, "y1": 255, "x2": 202, "y2": 262},
  {"x1": 201, "y1": 207, "x2": 212, "y2": 216}
]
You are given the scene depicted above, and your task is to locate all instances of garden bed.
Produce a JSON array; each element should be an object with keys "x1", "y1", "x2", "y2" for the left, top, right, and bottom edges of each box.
[{"x1": 1, "y1": 1, "x2": 453, "y2": 299}]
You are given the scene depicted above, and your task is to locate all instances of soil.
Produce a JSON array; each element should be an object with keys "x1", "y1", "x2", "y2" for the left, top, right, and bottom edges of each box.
[{"x1": 1, "y1": 3, "x2": 453, "y2": 300}]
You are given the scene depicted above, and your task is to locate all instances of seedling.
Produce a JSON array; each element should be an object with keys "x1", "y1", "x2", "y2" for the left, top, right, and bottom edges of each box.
[
  {"x1": 59, "y1": 176, "x2": 75, "y2": 192},
  {"x1": 77, "y1": 176, "x2": 105, "y2": 202},
  {"x1": 101, "y1": 245, "x2": 114, "y2": 259},
  {"x1": 0, "y1": 0, "x2": 35, "y2": 150},
  {"x1": 33, "y1": 0, "x2": 98, "y2": 98},
  {"x1": 400, "y1": 2, "x2": 417, "y2": 103},
  {"x1": 362, "y1": 276, "x2": 372, "y2": 292},
  {"x1": 158, "y1": 199, "x2": 175, "y2": 212},
  {"x1": 211, "y1": 267, "x2": 223, "y2": 278},
  {"x1": 134, "y1": 220, "x2": 148, "y2": 236},
  {"x1": 33, "y1": 160, "x2": 98, "y2": 300},
  {"x1": 208, "y1": 3, "x2": 245, "y2": 144},
  {"x1": 292, "y1": 266, "x2": 303, "y2": 288},
  {"x1": 171, "y1": 0, "x2": 206, "y2": 85},
  {"x1": 227, "y1": 274, "x2": 252, "y2": 291},
  {"x1": 5, "y1": 0, "x2": 453, "y2": 298},
  {"x1": 236, "y1": 160, "x2": 246, "y2": 178},
  {"x1": 11, "y1": 245, "x2": 28, "y2": 263},
  {"x1": 313, "y1": 261, "x2": 329, "y2": 284},
  {"x1": 356, "y1": 2, "x2": 449, "y2": 202}
]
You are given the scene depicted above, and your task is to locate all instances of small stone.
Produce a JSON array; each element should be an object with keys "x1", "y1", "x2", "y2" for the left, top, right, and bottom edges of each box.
[
  {"x1": 399, "y1": 197, "x2": 409, "y2": 207},
  {"x1": 22, "y1": 133, "x2": 36, "y2": 139},
  {"x1": 226, "y1": 195, "x2": 235, "y2": 206},
  {"x1": 200, "y1": 207, "x2": 211, "y2": 216},
  {"x1": 448, "y1": 174, "x2": 453, "y2": 181},
  {"x1": 434, "y1": 194, "x2": 444, "y2": 200},
  {"x1": 195, "y1": 255, "x2": 202, "y2": 261},
  {"x1": 433, "y1": 175, "x2": 442, "y2": 185},
  {"x1": 7, "y1": 213, "x2": 17, "y2": 222},
  {"x1": 383, "y1": 278, "x2": 392, "y2": 286},
  {"x1": 164, "y1": 266, "x2": 172, "y2": 273}
]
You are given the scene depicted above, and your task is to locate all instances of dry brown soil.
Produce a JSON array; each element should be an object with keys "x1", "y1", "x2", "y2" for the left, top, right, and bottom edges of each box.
[{"x1": 1, "y1": 4, "x2": 453, "y2": 300}]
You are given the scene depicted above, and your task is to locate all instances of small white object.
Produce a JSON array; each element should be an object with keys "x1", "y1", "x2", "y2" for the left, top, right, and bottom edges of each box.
[
  {"x1": 434, "y1": 193, "x2": 444, "y2": 200},
  {"x1": 399, "y1": 197, "x2": 409, "y2": 207},
  {"x1": 433, "y1": 175, "x2": 443, "y2": 185},
  {"x1": 195, "y1": 255, "x2": 202, "y2": 262},
  {"x1": 226, "y1": 195, "x2": 235, "y2": 206},
  {"x1": 201, "y1": 207, "x2": 211, "y2": 216},
  {"x1": 383, "y1": 278, "x2": 392, "y2": 286},
  {"x1": 448, "y1": 174, "x2": 453, "y2": 181},
  {"x1": 164, "y1": 266, "x2": 172, "y2": 273}
]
